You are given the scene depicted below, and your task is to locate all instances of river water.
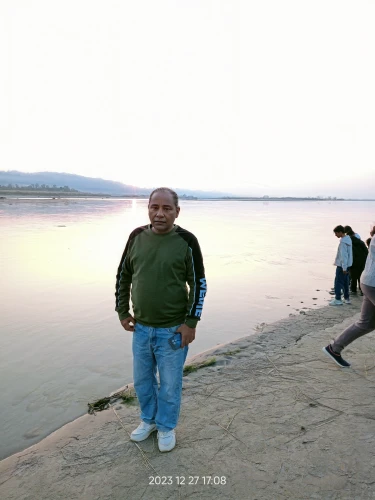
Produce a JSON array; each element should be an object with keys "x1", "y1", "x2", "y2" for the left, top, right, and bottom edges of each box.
[{"x1": 1, "y1": 198, "x2": 374, "y2": 459}]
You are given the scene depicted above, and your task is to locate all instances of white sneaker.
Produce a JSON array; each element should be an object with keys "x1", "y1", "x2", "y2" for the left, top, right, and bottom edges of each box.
[
  {"x1": 344, "y1": 299, "x2": 351, "y2": 304},
  {"x1": 130, "y1": 421, "x2": 156, "y2": 442},
  {"x1": 329, "y1": 299, "x2": 343, "y2": 306},
  {"x1": 157, "y1": 430, "x2": 176, "y2": 452}
]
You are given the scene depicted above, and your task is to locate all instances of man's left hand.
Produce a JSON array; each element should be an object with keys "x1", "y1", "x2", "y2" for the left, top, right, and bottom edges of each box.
[{"x1": 176, "y1": 324, "x2": 196, "y2": 348}]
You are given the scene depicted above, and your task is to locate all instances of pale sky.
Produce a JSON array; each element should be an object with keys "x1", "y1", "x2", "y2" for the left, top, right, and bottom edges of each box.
[{"x1": 1, "y1": 1, "x2": 374, "y2": 197}]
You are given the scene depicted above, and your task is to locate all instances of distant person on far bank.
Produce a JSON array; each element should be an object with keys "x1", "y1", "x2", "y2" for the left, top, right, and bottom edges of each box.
[
  {"x1": 345, "y1": 226, "x2": 368, "y2": 295},
  {"x1": 115, "y1": 187, "x2": 207, "y2": 452},
  {"x1": 323, "y1": 226, "x2": 375, "y2": 367},
  {"x1": 329, "y1": 225, "x2": 353, "y2": 306}
]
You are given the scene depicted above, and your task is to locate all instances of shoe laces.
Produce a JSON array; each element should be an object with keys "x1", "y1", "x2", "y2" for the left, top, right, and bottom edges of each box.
[
  {"x1": 139, "y1": 421, "x2": 153, "y2": 430},
  {"x1": 159, "y1": 430, "x2": 175, "y2": 438}
]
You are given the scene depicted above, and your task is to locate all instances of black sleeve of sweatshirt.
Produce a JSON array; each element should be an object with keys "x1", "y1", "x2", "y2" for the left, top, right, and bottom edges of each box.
[
  {"x1": 176, "y1": 226, "x2": 207, "y2": 324},
  {"x1": 114, "y1": 225, "x2": 147, "y2": 318}
]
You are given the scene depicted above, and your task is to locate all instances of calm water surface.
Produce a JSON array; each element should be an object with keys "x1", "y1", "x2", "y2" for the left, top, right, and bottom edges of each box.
[{"x1": 1, "y1": 198, "x2": 374, "y2": 459}]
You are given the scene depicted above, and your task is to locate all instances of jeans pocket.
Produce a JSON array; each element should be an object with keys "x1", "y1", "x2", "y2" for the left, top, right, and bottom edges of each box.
[{"x1": 168, "y1": 333, "x2": 182, "y2": 350}]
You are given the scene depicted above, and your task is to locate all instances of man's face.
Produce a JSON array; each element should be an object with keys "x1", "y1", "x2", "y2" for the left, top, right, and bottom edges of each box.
[
  {"x1": 148, "y1": 191, "x2": 180, "y2": 234},
  {"x1": 334, "y1": 231, "x2": 344, "y2": 238}
]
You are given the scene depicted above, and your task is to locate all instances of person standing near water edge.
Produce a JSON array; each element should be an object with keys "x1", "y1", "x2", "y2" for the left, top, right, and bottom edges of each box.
[
  {"x1": 323, "y1": 226, "x2": 375, "y2": 367},
  {"x1": 115, "y1": 188, "x2": 207, "y2": 452},
  {"x1": 329, "y1": 225, "x2": 353, "y2": 306},
  {"x1": 344, "y1": 226, "x2": 368, "y2": 295},
  {"x1": 344, "y1": 225, "x2": 361, "y2": 240}
]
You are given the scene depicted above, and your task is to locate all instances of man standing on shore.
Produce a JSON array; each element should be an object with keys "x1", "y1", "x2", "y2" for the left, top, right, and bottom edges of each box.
[
  {"x1": 115, "y1": 187, "x2": 207, "y2": 452},
  {"x1": 329, "y1": 225, "x2": 353, "y2": 306}
]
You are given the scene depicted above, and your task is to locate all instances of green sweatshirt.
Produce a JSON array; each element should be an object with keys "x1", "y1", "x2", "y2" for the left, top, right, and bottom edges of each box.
[{"x1": 115, "y1": 225, "x2": 207, "y2": 328}]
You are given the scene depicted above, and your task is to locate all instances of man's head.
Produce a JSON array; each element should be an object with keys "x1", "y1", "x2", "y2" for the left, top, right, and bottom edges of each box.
[
  {"x1": 333, "y1": 225, "x2": 345, "y2": 238},
  {"x1": 148, "y1": 187, "x2": 180, "y2": 234},
  {"x1": 344, "y1": 225, "x2": 354, "y2": 236}
]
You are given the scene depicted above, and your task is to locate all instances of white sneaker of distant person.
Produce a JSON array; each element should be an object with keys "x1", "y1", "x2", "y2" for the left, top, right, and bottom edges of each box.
[{"x1": 329, "y1": 298, "x2": 343, "y2": 306}]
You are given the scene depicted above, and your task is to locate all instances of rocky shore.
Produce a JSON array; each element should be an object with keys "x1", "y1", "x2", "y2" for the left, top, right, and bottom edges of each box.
[{"x1": 1, "y1": 296, "x2": 374, "y2": 500}]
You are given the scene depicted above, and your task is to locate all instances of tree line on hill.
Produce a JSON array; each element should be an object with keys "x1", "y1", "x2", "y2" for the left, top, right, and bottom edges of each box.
[{"x1": 0, "y1": 183, "x2": 78, "y2": 192}]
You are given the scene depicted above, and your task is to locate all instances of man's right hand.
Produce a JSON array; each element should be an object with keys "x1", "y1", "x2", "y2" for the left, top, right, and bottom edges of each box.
[{"x1": 120, "y1": 315, "x2": 136, "y2": 332}]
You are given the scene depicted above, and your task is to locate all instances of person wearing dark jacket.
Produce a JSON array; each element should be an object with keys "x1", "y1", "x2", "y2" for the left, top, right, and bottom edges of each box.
[
  {"x1": 344, "y1": 225, "x2": 361, "y2": 240},
  {"x1": 345, "y1": 227, "x2": 368, "y2": 294}
]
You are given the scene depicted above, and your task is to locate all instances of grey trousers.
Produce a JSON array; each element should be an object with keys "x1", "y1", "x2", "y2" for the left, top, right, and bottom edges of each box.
[{"x1": 332, "y1": 283, "x2": 375, "y2": 354}]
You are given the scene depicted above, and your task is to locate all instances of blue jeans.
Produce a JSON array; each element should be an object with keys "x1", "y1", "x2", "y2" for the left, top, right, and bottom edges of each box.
[
  {"x1": 132, "y1": 322, "x2": 188, "y2": 432},
  {"x1": 335, "y1": 266, "x2": 349, "y2": 301}
]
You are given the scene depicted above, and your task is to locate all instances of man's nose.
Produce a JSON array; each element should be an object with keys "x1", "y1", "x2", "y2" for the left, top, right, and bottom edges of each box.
[{"x1": 156, "y1": 208, "x2": 164, "y2": 217}]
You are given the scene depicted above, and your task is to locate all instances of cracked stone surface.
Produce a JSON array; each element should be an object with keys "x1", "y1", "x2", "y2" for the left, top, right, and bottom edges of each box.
[{"x1": 1, "y1": 296, "x2": 375, "y2": 499}]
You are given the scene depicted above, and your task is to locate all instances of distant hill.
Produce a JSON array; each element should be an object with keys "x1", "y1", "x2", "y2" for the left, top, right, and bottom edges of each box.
[{"x1": 0, "y1": 171, "x2": 230, "y2": 198}]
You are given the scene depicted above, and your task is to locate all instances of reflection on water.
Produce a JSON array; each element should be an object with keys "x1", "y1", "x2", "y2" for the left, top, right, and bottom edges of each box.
[{"x1": 1, "y1": 198, "x2": 374, "y2": 459}]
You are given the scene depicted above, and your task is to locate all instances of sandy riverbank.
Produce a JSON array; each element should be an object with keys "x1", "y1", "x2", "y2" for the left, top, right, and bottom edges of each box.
[{"x1": 1, "y1": 297, "x2": 375, "y2": 500}]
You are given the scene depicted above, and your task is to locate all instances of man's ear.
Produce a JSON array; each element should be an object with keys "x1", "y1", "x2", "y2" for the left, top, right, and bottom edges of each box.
[{"x1": 176, "y1": 206, "x2": 181, "y2": 218}]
